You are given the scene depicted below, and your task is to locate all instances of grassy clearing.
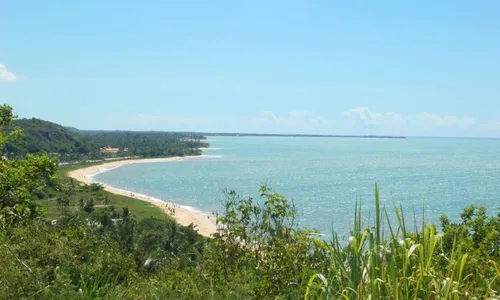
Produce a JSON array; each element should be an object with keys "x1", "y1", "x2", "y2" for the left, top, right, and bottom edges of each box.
[{"x1": 38, "y1": 163, "x2": 168, "y2": 220}]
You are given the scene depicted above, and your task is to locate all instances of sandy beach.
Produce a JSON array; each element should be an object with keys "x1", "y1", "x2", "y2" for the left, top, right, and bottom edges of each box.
[{"x1": 67, "y1": 155, "x2": 218, "y2": 237}]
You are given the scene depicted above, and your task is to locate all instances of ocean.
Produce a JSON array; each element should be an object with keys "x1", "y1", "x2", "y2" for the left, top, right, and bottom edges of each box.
[{"x1": 93, "y1": 136, "x2": 500, "y2": 237}]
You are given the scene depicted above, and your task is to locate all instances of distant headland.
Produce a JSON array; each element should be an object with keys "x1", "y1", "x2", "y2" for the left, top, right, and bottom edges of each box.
[{"x1": 199, "y1": 132, "x2": 406, "y2": 139}]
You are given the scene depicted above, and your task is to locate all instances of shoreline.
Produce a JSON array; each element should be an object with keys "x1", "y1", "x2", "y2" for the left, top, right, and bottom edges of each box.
[{"x1": 67, "y1": 155, "x2": 220, "y2": 237}]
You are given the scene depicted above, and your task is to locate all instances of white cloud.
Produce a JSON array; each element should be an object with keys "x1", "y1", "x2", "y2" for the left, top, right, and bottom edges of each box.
[
  {"x1": 0, "y1": 64, "x2": 18, "y2": 83},
  {"x1": 261, "y1": 110, "x2": 279, "y2": 121},
  {"x1": 136, "y1": 114, "x2": 164, "y2": 121},
  {"x1": 135, "y1": 113, "x2": 216, "y2": 131},
  {"x1": 342, "y1": 107, "x2": 476, "y2": 133},
  {"x1": 253, "y1": 110, "x2": 336, "y2": 133},
  {"x1": 342, "y1": 106, "x2": 397, "y2": 126},
  {"x1": 132, "y1": 108, "x2": 500, "y2": 137},
  {"x1": 407, "y1": 112, "x2": 475, "y2": 127},
  {"x1": 478, "y1": 120, "x2": 500, "y2": 133}
]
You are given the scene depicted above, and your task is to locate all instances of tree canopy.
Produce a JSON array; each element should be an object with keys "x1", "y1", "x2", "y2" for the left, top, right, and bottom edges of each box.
[
  {"x1": 0, "y1": 106, "x2": 58, "y2": 223},
  {"x1": 4, "y1": 118, "x2": 209, "y2": 162}
]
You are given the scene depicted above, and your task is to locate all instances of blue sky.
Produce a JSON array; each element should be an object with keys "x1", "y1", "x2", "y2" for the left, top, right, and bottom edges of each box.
[{"x1": 1, "y1": 1, "x2": 499, "y2": 137}]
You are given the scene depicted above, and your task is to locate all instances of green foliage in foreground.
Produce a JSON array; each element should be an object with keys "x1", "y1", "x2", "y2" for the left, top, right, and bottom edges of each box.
[
  {"x1": 305, "y1": 186, "x2": 500, "y2": 299},
  {"x1": 2, "y1": 105, "x2": 500, "y2": 299},
  {"x1": 2, "y1": 183, "x2": 500, "y2": 299},
  {"x1": 1, "y1": 211, "x2": 206, "y2": 299},
  {"x1": 0, "y1": 105, "x2": 59, "y2": 222}
]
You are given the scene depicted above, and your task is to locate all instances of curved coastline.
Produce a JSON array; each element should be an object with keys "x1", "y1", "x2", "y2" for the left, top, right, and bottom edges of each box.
[{"x1": 67, "y1": 155, "x2": 221, "y2": 237}]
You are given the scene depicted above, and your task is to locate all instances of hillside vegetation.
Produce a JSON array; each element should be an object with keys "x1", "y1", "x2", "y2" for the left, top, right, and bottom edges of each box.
[
  {"x1": 4, "y1": 117, "x2": 208, "y2": 162},
  {"x1": 6, "y1": 118, "x2": 87, "y2": 155},
  {"x1": 1, "y1": 104, "x2": 499, "y2": 299}
]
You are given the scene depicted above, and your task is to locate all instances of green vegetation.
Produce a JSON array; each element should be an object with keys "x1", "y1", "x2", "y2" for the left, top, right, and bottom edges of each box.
[
  {"x1": 0, "y1": 106, "x2": 58, "y2": 223},
  {"x1": 7, "y1": 118, "x2": 86, "y2": 155},
  {"x1": 37, "y1": 164, "x2": 166, "y2": 220},
  {"x1": 77, "y1": 130, "x2": 207, "y2": 158},
  {"x1": 1, "y1": 104, "x2": 499, "y2": 299},
  {"x1": 4, "y1": 118, "x2": 208, "y2": 162}
]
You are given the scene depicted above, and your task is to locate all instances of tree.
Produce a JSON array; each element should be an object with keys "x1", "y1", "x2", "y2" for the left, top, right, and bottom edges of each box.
[
  {"x1": 56, "y1": 196, "x2": 70, "y2": 213},
  {"x1": 0, "y1": 104, "x2": 58, "y2": 223},
  {"x1": 83, "y1": 198, "x2": 95, "y2": 213},
  {"x1": 211, "y1": 186, "x2": 325, "y2": 298}
]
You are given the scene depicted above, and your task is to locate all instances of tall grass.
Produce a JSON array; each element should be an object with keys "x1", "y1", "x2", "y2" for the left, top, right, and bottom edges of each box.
[{"x1": 306, "y1": 184, "x2": 471, "y2": 300}]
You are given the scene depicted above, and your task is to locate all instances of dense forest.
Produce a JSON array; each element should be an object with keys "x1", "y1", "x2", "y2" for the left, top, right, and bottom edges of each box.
[
  {"x1": 5, "y1": 118, "x2": 88, "y2": 155},
  {"x1": 77, "y1": 130, "x2": 207, "y2": 159},
  {"x1": 1, "y1": 104, "x2": 500, "y2": 299},
  {"x1": 4, "y1": 118, "x2": 208, "y2": 162}
]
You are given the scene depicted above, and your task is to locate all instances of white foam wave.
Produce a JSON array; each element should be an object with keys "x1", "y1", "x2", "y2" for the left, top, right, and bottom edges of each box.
[
  {"x1": 89, "y1": 155, "x2": 223, "y2": 180},
  {"x1": 86, "y1": 165, "x2": 122, "y2": 180},
  {"x1": 84, "y1": 155, "x2": 223, "y2": 218},
  {"x1": 91, "y1": 180, "x2": 212, "y2": 216}
]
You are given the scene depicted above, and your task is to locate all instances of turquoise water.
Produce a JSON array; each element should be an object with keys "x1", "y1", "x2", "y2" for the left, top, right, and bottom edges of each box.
[{"x1": 94, "y1": 137, "x2": 500, "y2": 237}]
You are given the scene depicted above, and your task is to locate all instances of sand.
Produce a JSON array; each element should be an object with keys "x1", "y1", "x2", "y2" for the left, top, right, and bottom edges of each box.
[{"x1": 67, "y1": 155, "x2": 218, "y2": 237}]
